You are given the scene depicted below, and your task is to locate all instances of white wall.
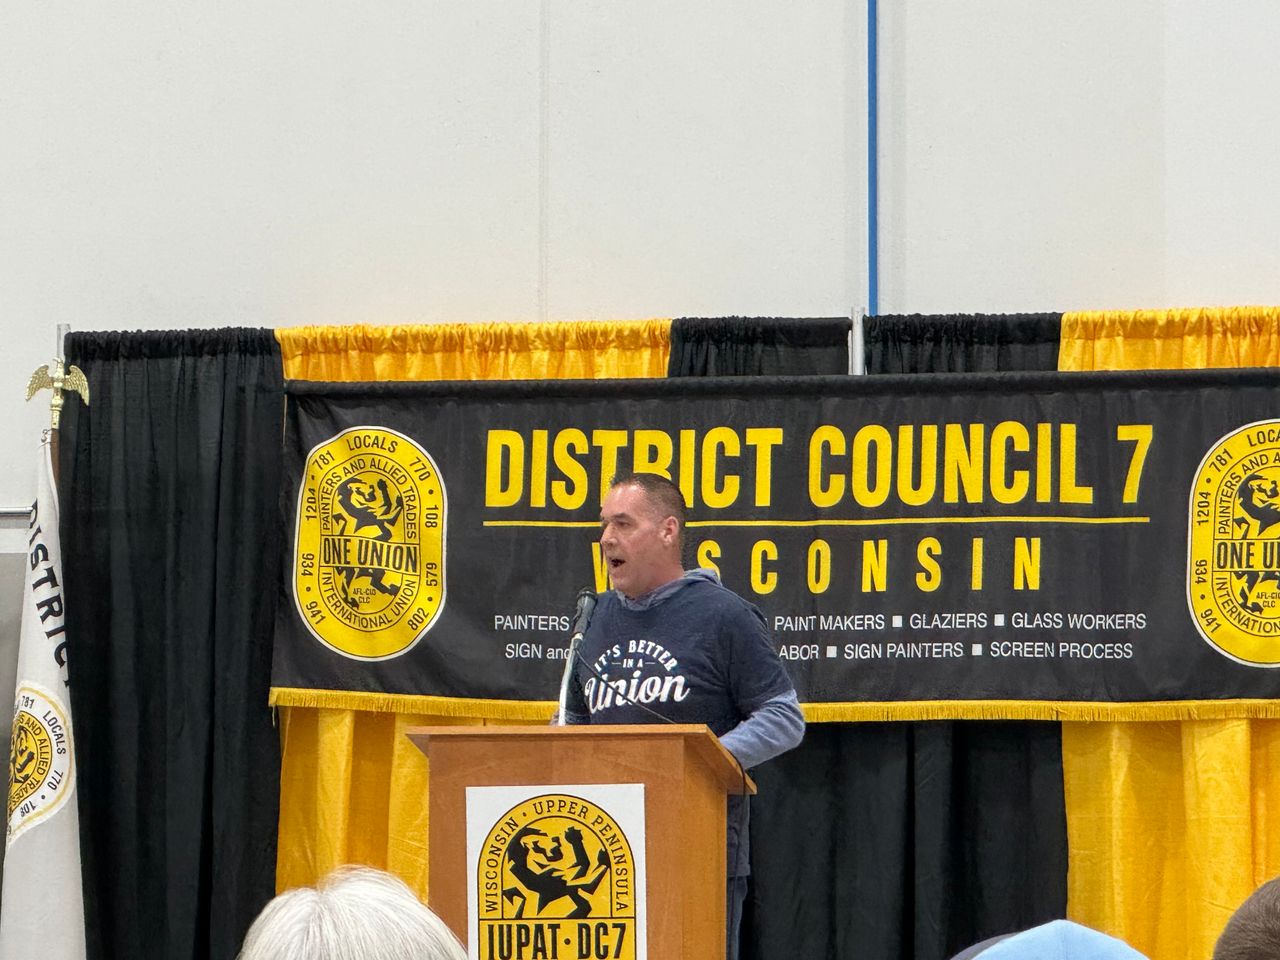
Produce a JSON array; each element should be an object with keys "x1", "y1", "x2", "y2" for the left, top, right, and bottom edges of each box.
[
  {"x1": 0, "y1": 0, "x2": 867, "y2": 539},
  {"x1": 1162, "y1": 2, "x2": 1280, "y2": 304},
  {"x1": 878, "y1": 0, "x2": 1280, "y2": 314}
]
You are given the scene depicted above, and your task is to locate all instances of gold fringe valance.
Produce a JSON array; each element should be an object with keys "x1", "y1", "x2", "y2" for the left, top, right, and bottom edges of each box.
[
  {"x1": 801, "y1": 699, "x2": 1280, "y2": 723},
  {"x1": 270, "y1": 687, "x2": 1280, "y2": 724},
  {"x1": 269, "y1": 687, "x2": 560, "y2": 721}
]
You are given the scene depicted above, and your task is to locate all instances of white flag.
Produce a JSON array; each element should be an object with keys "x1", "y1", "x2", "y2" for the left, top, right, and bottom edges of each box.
[{"x1": 0, "y1": 438, "x2": 86, "y2": 957}]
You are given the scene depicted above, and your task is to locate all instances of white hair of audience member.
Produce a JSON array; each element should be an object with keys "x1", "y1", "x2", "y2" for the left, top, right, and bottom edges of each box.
[{"x1": 237, "y1": 865, "x2": 467, "y2": 960}]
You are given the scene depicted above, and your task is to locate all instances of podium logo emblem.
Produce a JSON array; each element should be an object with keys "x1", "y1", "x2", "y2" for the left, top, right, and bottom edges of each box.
[
  {"x1": 294, "y1": 427, "x2": 447, "y2": 660},
  {"x1": 1189, "y1": 420, "x2": 1280, "y2": 666},
  {"x1": 478, "y1": 794, "x2": 637, "y2": 960}
]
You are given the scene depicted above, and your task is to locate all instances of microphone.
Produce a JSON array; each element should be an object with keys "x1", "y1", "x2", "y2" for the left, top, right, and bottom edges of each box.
[
  {"x1": 569, "y1": 588, "x2": 597, "y2": 640},
  {"x1": 555, "y1": 589, "x2": 596, "y2": 726}
]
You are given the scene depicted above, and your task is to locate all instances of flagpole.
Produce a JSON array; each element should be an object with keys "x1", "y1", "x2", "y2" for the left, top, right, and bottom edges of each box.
[
  {"x1": 26, "y1": 324, "x2": 87, "y2": 491},
  {"x1": 2, "y1": 334, "x2": 88, "y2": 959},
  {"x1": 51, "y1": 323, "x2": 70, "y2": 487}
]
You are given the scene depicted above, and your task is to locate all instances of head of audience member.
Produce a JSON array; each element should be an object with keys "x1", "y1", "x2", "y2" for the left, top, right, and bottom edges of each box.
[
  {"x1": 1215, "y1": 876, "x2": 1280, "y2": 960},
  {"x1": 237, "y1": 865, "x2": 467, "y2": 960},
  {"x1": 599, "y1": 472, "x2": 688, "y2": 599},
  {"x1": 949, "y1": 919, "x2": 1148, "y2": 960}
]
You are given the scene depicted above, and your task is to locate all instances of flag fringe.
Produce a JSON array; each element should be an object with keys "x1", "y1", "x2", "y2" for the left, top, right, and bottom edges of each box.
[{"x1": 270, "y1": 688, "x2": 1280, "y2": 723}]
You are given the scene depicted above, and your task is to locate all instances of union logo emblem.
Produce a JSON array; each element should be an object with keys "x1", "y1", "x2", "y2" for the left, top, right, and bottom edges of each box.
[
  {"x1": 1188, "y1": 419, "x2": 1280, "y2": 666},
  {"x1": 294, "y1": 427, "x2": 446, "y2": 660},
  {"x1": 477, "y1": 794, "x2": 637, "y2": 960},
  {"x1": 7, "y1": 683, "x2": 75, "y2": 843}
]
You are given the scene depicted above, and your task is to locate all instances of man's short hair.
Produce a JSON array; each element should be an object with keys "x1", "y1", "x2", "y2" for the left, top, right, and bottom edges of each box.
[
  {"x1": 237, "y1": 865, "x2": 466, "y2": 960},
  {"x1": 1216, "y1": 876, "x2": 1280, "y2": 960},
  {"x1": 609, "y1": 472, "x2": 687, "y2": 531}
]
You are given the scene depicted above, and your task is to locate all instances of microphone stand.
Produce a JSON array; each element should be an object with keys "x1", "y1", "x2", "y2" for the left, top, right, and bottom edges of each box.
[
  {"x1": 556, "y1": 589, "x2": 596, "y2": 726},
  {"x1": 555, "y1": 632, "x2": 584, "y2": 726}
]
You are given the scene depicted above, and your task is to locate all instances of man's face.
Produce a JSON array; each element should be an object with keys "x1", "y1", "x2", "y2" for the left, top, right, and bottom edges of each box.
[{"x1": 599, "y1": 483, "x2": 681, "y2": 599}]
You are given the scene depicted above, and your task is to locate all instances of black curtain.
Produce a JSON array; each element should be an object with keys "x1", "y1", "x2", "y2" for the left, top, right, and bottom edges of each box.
[
  {"x1": 744, "y1": 720, "x2": 1067, "y2": 959},
  {"x1": 668, "y1": 316, "x2": 851, "y2": 376},
  {"x1": 60, "y1": 329, "x2": 284, "y2": 960},
  {"x1": 863, "y1": 313, "x2": 1061, "y2": 374},
  {"x1": 673, "y1": 315, "x2": 1067, "y2": 960}
]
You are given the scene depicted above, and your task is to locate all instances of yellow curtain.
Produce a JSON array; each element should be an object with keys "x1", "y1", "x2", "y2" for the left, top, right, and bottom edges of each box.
[
  {"x1": 277, "y1": 320, "x2": 671, "y2": 382},
  {"x1": 1059, "y1": 305, "x2": 1280, "y2": 960},
  {"x1": 273, "y1": 319, "x2": 671, "y2": 899},
  {"x1": 1059, "y1": 306, "x2": 1280, "y2": 371}
]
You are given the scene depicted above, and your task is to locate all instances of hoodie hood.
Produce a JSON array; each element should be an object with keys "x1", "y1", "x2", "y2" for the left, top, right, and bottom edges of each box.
[{"x1": 616, "y1": 567, "x2": 721, "y2": 611}]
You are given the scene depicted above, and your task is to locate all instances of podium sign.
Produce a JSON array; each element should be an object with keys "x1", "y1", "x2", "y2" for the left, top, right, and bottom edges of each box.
[
  {"x1": 409, "y1": 724, "x2": 752, "y2": 959},
  {"x1": 466, "y1": 784, "x2": 647, "y2": 960}
]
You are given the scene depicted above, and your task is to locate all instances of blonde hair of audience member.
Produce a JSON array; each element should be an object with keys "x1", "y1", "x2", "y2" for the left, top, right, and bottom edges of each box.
[
  {"x1": 237, "y1": 865, "x2": 466, "y2": 960},
  {"x1": 1215, "y1": 876, "x2": 1280, "y2": 960}
]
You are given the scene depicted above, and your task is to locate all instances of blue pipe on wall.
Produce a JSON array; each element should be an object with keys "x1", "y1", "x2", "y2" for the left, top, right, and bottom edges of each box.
[{"x1": 867, "y1": 0, "x2": 878, "y2": 317}]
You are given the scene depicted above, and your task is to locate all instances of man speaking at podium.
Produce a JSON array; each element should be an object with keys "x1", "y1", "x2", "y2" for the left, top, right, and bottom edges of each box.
[{"x1": 561, "y1": 472, "x2": 805, "y2": 960}]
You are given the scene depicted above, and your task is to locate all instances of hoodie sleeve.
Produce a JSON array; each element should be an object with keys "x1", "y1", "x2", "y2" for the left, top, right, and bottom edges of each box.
[{"x1": 719, "y1": 690, "x2": 805, "y2": 769}]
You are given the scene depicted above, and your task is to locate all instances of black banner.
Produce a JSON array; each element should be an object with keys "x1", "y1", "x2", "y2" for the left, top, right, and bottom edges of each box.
[{"x1": 272, "y1": 369, "x2": 1280, "y2": 719}]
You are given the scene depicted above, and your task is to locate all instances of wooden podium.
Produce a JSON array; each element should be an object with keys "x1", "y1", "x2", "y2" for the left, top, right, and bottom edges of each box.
[{"x1": 408, "y1": 724, "x2": 754, "y2": 959}]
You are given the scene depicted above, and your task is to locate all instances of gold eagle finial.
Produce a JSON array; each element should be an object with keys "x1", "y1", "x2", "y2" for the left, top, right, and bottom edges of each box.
[{"x1": 26, "y1": 358, "x2": 90, "y2": 429}]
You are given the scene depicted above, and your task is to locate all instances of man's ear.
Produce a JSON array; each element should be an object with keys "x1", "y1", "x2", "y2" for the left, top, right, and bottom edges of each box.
[{"x1": 661, "y1": 516, "x2": 679, "y2": 545}]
